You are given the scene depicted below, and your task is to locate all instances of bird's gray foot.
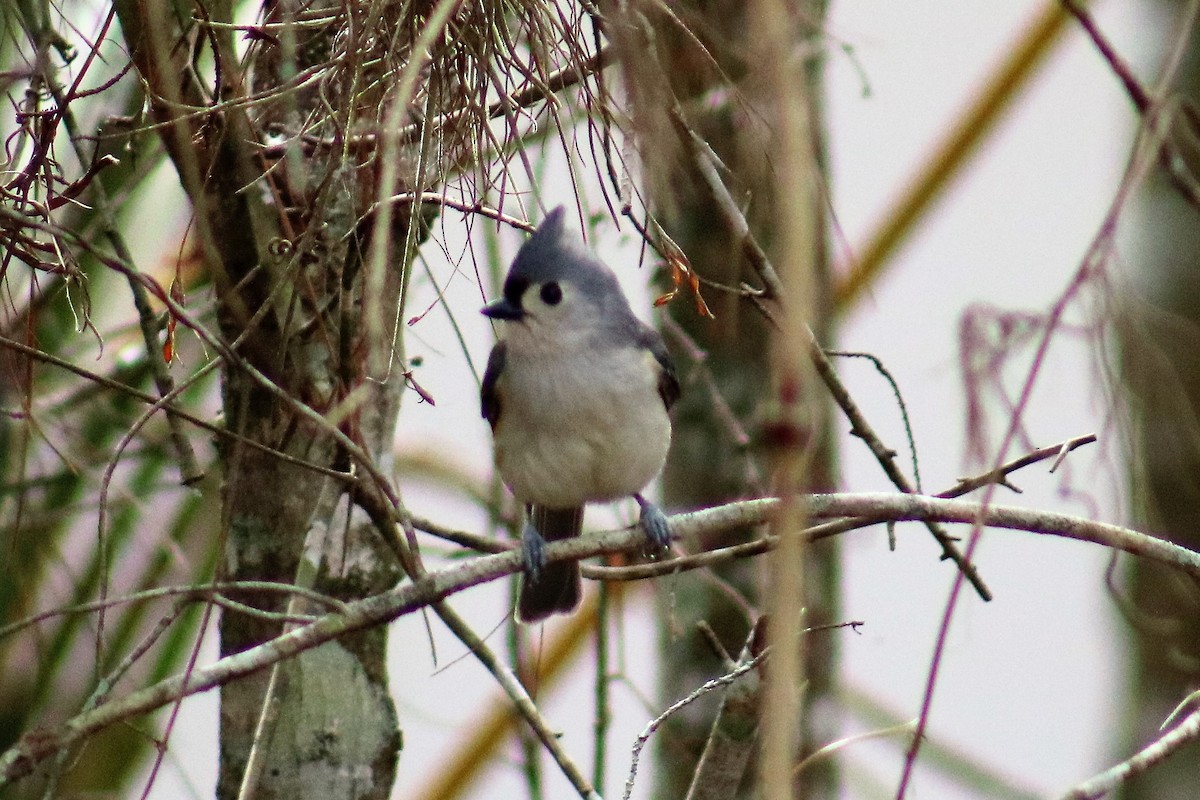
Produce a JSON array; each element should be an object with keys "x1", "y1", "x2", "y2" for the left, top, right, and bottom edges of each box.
[
  {"x1": 635, "y1": 494, "x2": 672, "y2": 552},
  {"x1": 521, "y1": 521, "x2": 548, "y2": 579}
]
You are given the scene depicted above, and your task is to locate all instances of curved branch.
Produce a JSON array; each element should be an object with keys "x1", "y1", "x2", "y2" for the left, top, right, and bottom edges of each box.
[
  {"x1": 1061, "y1": 703, "x2": 1200, "y2": 800},
  {"x1": 2, "y1": 492, "x2": 1196, "y2": 786}
]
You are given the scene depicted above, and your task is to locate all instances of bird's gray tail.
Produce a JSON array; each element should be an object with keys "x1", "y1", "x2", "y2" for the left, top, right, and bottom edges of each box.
[{"x1": 517, "y1": 506, "x2": 584, "y2": 623}]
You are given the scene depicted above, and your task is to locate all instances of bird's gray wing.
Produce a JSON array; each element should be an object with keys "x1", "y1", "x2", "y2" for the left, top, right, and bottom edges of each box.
[
  {"x1": 636, "y1": 325, "x2": 680, "y2": 410},
  {"x1": 481, "y1": 341, "x2": 506, "y2": 430}
]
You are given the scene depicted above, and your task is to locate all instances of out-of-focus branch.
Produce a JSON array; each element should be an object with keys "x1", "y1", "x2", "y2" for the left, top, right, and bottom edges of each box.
[
  {"x1": 1060, "y1": 0, "x2": 1200, "y2": 213},
  {"x1": 835, "y1": 0, "x2": 1080, "y2": 311},
  {"x1": 0, "y1": 333, "x2": 351, "y2": 481}
]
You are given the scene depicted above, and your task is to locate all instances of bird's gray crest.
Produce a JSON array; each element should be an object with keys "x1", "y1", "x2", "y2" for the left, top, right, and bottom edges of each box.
[{"x1": 507, "y1": 206, "x2": 616, "y2": 293}]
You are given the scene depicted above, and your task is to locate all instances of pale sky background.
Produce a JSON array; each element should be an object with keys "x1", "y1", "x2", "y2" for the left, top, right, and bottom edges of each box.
[{"x1": 140, "y1": 1, "x2": 1171, "y2": 798}]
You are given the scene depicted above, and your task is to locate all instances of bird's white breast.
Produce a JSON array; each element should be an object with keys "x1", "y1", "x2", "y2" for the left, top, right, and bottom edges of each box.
[{"x1": 493, "y1": 342, "x2": 671, "y2": 509}]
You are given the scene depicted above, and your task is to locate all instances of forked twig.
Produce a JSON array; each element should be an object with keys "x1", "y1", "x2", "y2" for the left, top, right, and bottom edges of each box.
[{"x1": 625, "y1": 649, "x2": 770, "y2": 800}]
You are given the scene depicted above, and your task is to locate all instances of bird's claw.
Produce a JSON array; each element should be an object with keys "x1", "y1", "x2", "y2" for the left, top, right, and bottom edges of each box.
[
  {"x1": 521, "y1": 522, "x2": 548, "y2": 580},
  {"x1": 636, "y1": 495, "x2": 672, "y2": 553}
]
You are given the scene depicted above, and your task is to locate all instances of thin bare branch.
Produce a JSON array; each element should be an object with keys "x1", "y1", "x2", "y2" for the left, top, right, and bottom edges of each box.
[
  {"x1": 670, "y1": 112, "x2": 992, "y2": 600},
  {"x1": 1060, "y1": 702, "x2": 1200, "y2": 800},
  {"x1": 4, "y1": 490, "x2": 1197, "y2": 786},
  {"x1": 625, "y1": 649, "x2": 771, "y2": 800},
  {"x1": 0, "y1": 333, "x2": 351, "y2": 481}
]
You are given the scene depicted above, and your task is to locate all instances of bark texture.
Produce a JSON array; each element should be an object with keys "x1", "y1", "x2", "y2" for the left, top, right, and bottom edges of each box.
[{"x1": 114, "y1": 2, "x2": 419, "y2": 796}]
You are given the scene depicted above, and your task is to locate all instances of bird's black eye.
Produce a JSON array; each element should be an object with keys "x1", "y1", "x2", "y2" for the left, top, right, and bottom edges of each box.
[{"x1": 540, "y1": 282, "x2": 563, "y2": 306}]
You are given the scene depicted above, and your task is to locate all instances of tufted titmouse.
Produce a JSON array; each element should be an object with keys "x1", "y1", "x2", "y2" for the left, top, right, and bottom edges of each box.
[{"x1": 481, "y1": 206, "x2": 680, "y2": 623}]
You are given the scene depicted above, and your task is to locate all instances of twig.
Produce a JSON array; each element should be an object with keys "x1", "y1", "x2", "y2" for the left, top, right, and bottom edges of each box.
[
  {"x1": 437, "y1": 432, "x2": 1092, "y2": 584},
  {"x1": 431, "y1": 602, "x2": 601, "y2": 800},
  {"x1": 900, "y1": 3, "x2": 1200, "y2": 792},
  {"x1": 674, "y1": 112, "x2": 992, "y2": 601},
  {"x1": 937, "y1": 434, "x2": 1096, "y2": 498},
  {"x1": 0, "y1": 333, "x2": 351, "y2": 482},
  {"x1": 1060, "y1": 702, "x2": 1200, "y2": 799},
  {"x1": 826, "y1": 350, "x2": 923, "y2": 491},
  {"x1": 808, "y1": 328, "x2": 991, "y2": 600},
  {"x1": 794, "y1": 720, "x2": 917, "y2": 777},
  {"x1": 624, "y1": 649, "x2": 771, "y2": 800},
  {"x1": 593, "y1": 584, "x2": 611, "y2": 792},
  {"x1": 672, "y1": 107, "x2": 784, "y2": 301},
  {"x1": 260, "y1": 48, "x2": 614, "y2": 159},
  {"x1": 94, "y1": 355, "x2": 222, "y2": 671},
  {"x1": 587, "y1": 432, "x2": 1093, "y2": 582},
  {"x1": 47, "y1": 598, "x2": 191, "y2": 798},
  {"x1": 0, "y1": 580, "x2": 349, "y2": 641},
  {"x1": 683, "y1": 621, "x2": 765, "y2": 800},
  {"x1": 897, "y1": 1, "x2": 1200, "y2": 782},
  {"x1": 0, "y1": 208, "x2": 407, "y2": 543},
  {"x1": 40, "y1": 33, "x2": 204, "y2": 488},
  {"x1": 1060, "y1": 0, "x2": 1200, "y2": 213},
  {"x1": 379, "y1": 192, "x2": 535, "y2": 232},
  {"x1": 412, "y1": 514, "x2": 511, "y2": 553},
  {"x1": 485, "y1": 434, "x2": 1092, "y2": 587},
  {"x1": 1060, "y1": 0, "x2": 1149, "y2": 110},
  {"x1": 369, "y1": 465, "x2": 596, "y2": 793},
  {"x1": 660, "y1": 316, "x2": 766, "y2": 493}
]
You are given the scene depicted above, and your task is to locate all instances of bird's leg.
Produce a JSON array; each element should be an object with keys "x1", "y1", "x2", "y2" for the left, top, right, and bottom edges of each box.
[
  {"x1": 634, "y1": 493, "x2": 672, "y2": 552},
  {"x1": 521, "y1": 519, "x2": 548, "y2": 579}
]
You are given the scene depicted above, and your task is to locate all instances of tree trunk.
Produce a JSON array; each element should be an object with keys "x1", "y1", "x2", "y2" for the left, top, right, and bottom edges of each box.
[
  {"x1": 1118, "y1": 4, "x2": 1200, "y2": 797},
  {"x1": 610, "y1": 2, "x2": 837, "y2": 796},
  {"x1": 114, "y1": 2, "x2": 420, "y2": 796}
]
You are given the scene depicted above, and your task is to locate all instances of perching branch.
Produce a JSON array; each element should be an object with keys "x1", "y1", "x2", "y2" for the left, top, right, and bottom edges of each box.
[
  {"x1": 3, "y1": 490, "x2": 1198, "y2": 786},
  {"x1": 587, "y1": 434, "x2": 1098, "y2": 582}
]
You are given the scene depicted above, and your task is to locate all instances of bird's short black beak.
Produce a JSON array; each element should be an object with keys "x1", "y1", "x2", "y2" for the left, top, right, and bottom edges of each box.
[{"x1": 481, "y1": 297, "x2": 525, "y2": 321}]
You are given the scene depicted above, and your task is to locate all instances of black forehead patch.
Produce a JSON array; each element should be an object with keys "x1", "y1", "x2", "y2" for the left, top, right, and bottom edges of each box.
[{"x1": 503, "y1": 275, "x2": 530, "y2": 307}]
